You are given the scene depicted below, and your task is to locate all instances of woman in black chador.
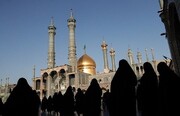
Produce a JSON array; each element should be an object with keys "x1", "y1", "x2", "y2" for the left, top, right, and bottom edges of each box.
[
  {"x1": 75, "y1": 88, "x2": 85, "y2": 116},
  {"x1": 109, "y1": 59, "x2": 137, "y2": 116},
  {"x1": 41, "y1": 96, "x2": 48, "y2": 113},
  {"x1": 57, "y1": 91, "x2": 64, "y2": 115},
  {"x1": 157, "y1": 62, "x2": 180, "y2": 116},
  {"x1": 3, "y1": 77, "x2": 40, "y2": 116},
  {"x1": 63, "y1": 86, "x2": 75, "y2": 116},
  {"x1": 47, "y1": 96, "x2": 53, "y2": 115},
  {"x1": 137, "y1": 62, "x2": 158, "y2": 116},
  {"x1": 84, "y1": 78, "x2": 102, "y2": 116}
]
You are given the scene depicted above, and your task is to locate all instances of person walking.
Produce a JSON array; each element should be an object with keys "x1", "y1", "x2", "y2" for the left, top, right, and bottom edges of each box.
[{"x1": 109, "y1": 59, "x2": 137, "y2": 116}]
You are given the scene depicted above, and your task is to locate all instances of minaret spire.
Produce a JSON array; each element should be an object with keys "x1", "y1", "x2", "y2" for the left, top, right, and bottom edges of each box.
[
  {"x1": 50, "y1": 17, "x2": 54, "y2": 26},
  {"x1": 47, "y1": 17, "x2": 56, "y2": 68},
  {"x1": 110, "y1": 47, "x2": 116, "y2": 72},
  {"x1": 151, "y1": 48, "x2": 157, "y2": 71},
  {"x1": 70, "y1": 9, "x2": 73, "y2": 18},
  {"x1": 128, "y1": 48, "x2": 135, "y2": 66},
  {"x1": 137, "y1": 50, "x2": 142, "y2": 64},
  {"x1": 33, "y1": 65, "x2": 36, "y2": 78},
  {"x1": 68, "y1": 10, "x2": 77, "y2": 72},
  {"x1": 151, "y1": 48, "x2": 155, "y2": 61},
  {"x1": 145, "y1": 48, "x2": 149, "y2": 62},
  {"x1": 101, "y1": 40, "x2": 109, "y2": 73}
]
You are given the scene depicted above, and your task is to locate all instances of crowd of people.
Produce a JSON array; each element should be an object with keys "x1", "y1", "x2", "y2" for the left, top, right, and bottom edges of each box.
[{"x1": 0, "y1": 59, "x2": 180, "y2": 116}]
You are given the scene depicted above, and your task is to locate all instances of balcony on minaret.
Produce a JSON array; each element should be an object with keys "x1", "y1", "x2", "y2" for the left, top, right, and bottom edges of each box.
[
  {"x1": 68, "y1": 9, "x2": 76, "y2": 23},
  {"x1": 48, "y1": 18, "x2": 56, "y2": 34},
  {"x1": 101, "y1": 41, "x2": 108, "y2": 49}
]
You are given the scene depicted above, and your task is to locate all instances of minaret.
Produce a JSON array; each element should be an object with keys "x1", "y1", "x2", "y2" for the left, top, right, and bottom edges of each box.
[
  {"x1": 151, "y1": 48, "x2": 155, "y2": 61},
  {"x1": 137, "y1": 51, "x2": 142, "y2": 64},
  {"x1": 110, "y1": 47, "x2": 116, "y2": 72},
  {"x1": 68, "y1": 10, "x2": 77, "y2": 72},
  {"x1": 128, "y1": 48, "x2": 135, "y2": 66},
  {"x1": 145, "y1": 48, "x2": 149, "y2": 62},
  {"x1": 137, "y1": 51, "x2": 143, "y2": 78},
  {"x1": 33, "y1": 65, "x2": 36, "y2": 78},
  {"x1": 32, "y1": 65, "x2": 36, "y2": 90},
  {"x1": 151, "y1": 48, "x2": 157, "y2": 71},
  {"x1": 47, "y1": 17, "x2": 56, "y2": 68},
  {"x1": 101, "y1": 40, "x2": 109, "y2": 73}
]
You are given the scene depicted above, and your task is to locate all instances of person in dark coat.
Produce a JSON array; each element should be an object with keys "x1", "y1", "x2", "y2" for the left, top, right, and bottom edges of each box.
[
  {"x1": 109, "y1": 59, "x2": 137, "y2": 116},
  {"x1": 102, "y1": 89, "x2": 110, "y2": 116},
  {"x1": 52, "y1": 92, "x2": 59, "y2": 115},
  {"x1": 47, "y1": 96, "x2": 53, "y2": 115},
  {"x1": 137, "y1": 62, "x2": 158, "y2": 116},
  {"x1": 3, "y1": 77, "x2": 40, "y2": 116},
  {"x1": 157, "y1": 62, "x2": 180, "y2": 116},
  {"x1": 84, "y1": 78, "x2": 102, "y2": 116},
  {"x1": 75, "y1": 88, "x2": 85, "y2": 116},
  {"x1": 32, "y1": 90, "x2": 41, "y2": 116},
  {"x1": 63, "y1": 86, "x2": 75, "y2": 116},
  {"x1": 41, "y1": 96, "x2": 48, "y2": 112},
  {"x1": 57, "y1": 91, "x2": 64, "y2": 115}
]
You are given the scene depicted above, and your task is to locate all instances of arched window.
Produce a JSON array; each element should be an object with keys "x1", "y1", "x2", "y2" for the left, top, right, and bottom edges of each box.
[
  {"x1": 42, "y1": 72, "x2": 48, "y2": 83},
  {"x1": 36, "y1": 80, "x2": 41, "y2": 90},
  {"x1": 69, "y1": 74, "x2": 75, "y2": 86}
]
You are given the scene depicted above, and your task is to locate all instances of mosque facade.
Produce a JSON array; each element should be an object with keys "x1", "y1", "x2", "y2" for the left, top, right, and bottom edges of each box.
[{"x1": 32, "y1": 12, "x2": 168, "y2": 99}]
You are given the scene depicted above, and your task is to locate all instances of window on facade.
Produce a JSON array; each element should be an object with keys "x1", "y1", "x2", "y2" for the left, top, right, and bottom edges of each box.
[
  {"x1": 36, "y1": 80, "x2": 40, "y2": 90},
  {"x1": 69, "y1": 74, "x2": 75, "y2": 86}
]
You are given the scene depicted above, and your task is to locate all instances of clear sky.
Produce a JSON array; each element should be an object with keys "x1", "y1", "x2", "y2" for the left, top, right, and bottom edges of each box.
[{"x1": 0, "y1": 0, "x2": 170, "y2": 85}]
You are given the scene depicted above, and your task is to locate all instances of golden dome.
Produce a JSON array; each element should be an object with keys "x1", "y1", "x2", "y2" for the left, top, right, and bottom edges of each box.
[
  {"x1": 77, "y1": 54, "x2": 96, "y2": 75},
  {"x1": 78, "y1": 54, "x2": 96, "y2": 67}
]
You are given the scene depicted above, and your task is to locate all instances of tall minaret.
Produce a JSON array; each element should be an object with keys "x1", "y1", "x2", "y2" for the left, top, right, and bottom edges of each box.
[
  {"x1": 145, "y1": 48, "x2": 149, "y2": 62},
  {"x1": 101, "y1": 40, "x2": 109, "y2": 73},
  {"x1": 110, "y1": 47, "x2": 116, "y2": 72},
  {"x1": 128, "y1": 48, "x2": 135, "y2": 66},
  {"x1": 32, "y1": 65, "x2": 36, "y2": 90},
  {"x1": 68, "y1": 10, "x2": 77, "y2": 72},
  {"x1": 151, "y1": 48, "x2": 155, "y2": 61},
  {"x1": 47, "y1": 17, "x2": 56, "y2": 68},
  {"x1": 151, "y1": 48, "x2": 157, "y2": 71}
]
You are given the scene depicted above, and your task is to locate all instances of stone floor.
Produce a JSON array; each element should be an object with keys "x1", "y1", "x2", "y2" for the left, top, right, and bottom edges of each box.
[{"x1": 40, "y1": 110, "x2": 106, "y2": 116}]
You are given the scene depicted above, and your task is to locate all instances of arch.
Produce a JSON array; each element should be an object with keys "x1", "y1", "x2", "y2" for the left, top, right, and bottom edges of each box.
[
  {"x1": 59, "y1": 69, "x2": 65, "y2": 77},
  {"x1": 59, "y1": 69, "x2": 65, "y2": 74},
  {"x1": 136, "y1": 66, "x2": 139, "y2": 70},
  {"x1": 140, "y1": 66, "x2": 143, "y2": 70},
  {"x1": 42, "y1": 72, "x2": 48, "y2": 82},
  {"x1": 50, "y1": 70, "x2": 57, "y2": 78},
  {"x1": 69, "y1": 74, "x2": 75, "y2": 86},
  {"x1": 36, "y1": 80, "x2": 41, "y2": 90}
]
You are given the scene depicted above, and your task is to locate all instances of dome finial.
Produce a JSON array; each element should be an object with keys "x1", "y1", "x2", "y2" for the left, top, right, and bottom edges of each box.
[{"x1": 84, "y1": 45, "x2": 86, "y2": 54}]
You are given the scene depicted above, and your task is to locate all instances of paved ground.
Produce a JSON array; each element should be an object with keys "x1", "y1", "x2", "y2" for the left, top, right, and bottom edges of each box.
[
  {"x1": 40, "y1": 109, "x2": 141, "y2": 116},
  {"x1": 40, "y1": 110, "x2": 106, "y2": 116}
]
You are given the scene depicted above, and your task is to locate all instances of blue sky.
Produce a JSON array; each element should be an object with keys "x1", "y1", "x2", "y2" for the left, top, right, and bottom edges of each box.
[{"x1": 0, "y1": 0, "x2": 170, "y2": 85}]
